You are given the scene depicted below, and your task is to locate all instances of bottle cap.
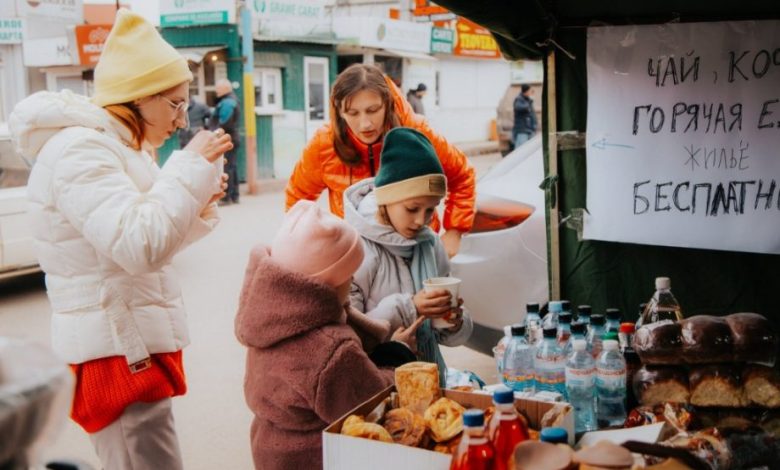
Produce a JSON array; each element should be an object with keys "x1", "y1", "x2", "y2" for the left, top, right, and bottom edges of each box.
[
  {"x1": 540, "y1": 427, "x2": 568, "y2": 444},
  {"x1": 656, "y1": 277, "x2": 671, "y2": 289},
  {"x1": 603, "y1": 332, "x2": 618, "y2": 341},
  {"x1": 577, "y1": 305, "x2": 592, "y2": 316},
  {"x1": 619, "y1": 322, "x2": 636, "y2": 334},
  {"x1": 570, "y1": 321, "x2": 587, "y2": 335},
  {"x1": 573, "y1": 339, "x2": 587, "y2": 351},
  {"x1": 548, "y1": 301, "x2": 563, "y2": 313},
  {"x1": 559, "y1": 312, "x2": 573, "y2": 324},
  {"x1": 603, "y1": 339, "x2": 619, "y2": 351},
  {"x1": 526, "y1": 302, "x2": 540, "y2": 314},
  {"x1": 503, "y1": 325, "x2": 512, "y2": 337},
  {"x1": 511, "y1": 324, "x2": 526, "y2": 337},
  {"x1": 590, "y1": 314, "x2": 605, "y2": 326},
  {"x1": 542, "y1": 326, "x2": 557, "y2": 338},
  {"x1": 463, "y1": 409, "x2": 484, "y2": 427},
  {"x1": 560, "y1": 300, "x2": 571, "y2": 311},
  {"x1": 606, "y1": 308, "x2": 622, "y2": 320},
  {"x1": 493, "y1": 386, "x2": 515, "y2": 404}
]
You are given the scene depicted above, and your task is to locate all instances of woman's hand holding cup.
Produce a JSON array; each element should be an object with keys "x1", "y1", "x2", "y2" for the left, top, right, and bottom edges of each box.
[{"x1": 184, "y1": 128, "x2": 233, "y2": 163}]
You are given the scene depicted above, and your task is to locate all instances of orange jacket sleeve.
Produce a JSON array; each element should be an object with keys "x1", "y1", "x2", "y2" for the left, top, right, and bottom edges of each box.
[
  {"x1": 386, "y1": 77, "x2": 476, "y2": 232},
  {"x1": 285, "y1": 128, "x2": 328, "y2": 211}
]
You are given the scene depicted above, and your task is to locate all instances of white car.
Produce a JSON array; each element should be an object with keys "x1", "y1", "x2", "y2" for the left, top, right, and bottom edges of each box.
[
  {"x1": 451, "y1": 134, "x2": 549, "y2": 354},
  {"x1": 0, "y1": 125, "x2": 38, "y2": 280}
]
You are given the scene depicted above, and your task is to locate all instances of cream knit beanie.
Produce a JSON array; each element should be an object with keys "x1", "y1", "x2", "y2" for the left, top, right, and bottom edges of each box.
[{"x1": 92, "y1": 9, "x2": 193, "y2": 107}]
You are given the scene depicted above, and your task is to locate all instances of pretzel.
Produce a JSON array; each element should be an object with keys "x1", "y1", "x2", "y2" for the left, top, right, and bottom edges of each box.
[
  {"x1": 341, "y1": 415, "x2": 393, "y2": 443},
  {"x1": 424, "y1": 397, "x2": 465, "y2": 442},
  {"x1": 383, "y1": 407, "x2": 427, "y2": 447}
]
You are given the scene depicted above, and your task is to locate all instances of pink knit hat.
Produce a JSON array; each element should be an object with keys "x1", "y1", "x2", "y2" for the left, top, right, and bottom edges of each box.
[{"x1": 271, "y1": 200, "x2": 364, "y2": 287}]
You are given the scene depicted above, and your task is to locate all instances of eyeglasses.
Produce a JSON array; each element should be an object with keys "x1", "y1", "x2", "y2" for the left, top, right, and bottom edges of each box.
[{"x1": 157, "y1": 94, "x2": 188, "y2": 115}]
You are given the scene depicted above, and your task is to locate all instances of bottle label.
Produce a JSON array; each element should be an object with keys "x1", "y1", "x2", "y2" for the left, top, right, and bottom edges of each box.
[
  {"x1": 596, "y1": 367, "x2": 626, "y2": 388},
  {"x1": 565, "y1": 366, "x2": 595, "y2": 387},
  {"x1": 503, "y1": 372, "x2": 534, "y2": 383}
]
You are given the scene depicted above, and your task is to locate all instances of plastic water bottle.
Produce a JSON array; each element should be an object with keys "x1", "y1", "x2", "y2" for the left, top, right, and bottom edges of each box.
[
  {"x1": 534, "y1": 327, "x2": 565, "y2": 395},
  {"x1": 586, "y1": 314, "x2": 606, "y2": 359},
  {"x1": 557, "y1": 312, "x2": 572, "y2": 350},
  {"x1": 494, "y1": 325, "x2": 512, "y2": 382},
  {"x1": 565, "y1": 339, "x2": 597, "y2": 433},
  {"x1": 636, "y1": 277, "x2": 684, "y2": 328},
  {"x1": 576, "y1": 305, "x2": 592, "y2": 327},
  {"x1": 543, "y1": 301, "x2": 562, "y2": 329},
  {"x1": 563, "y1": 321, "x2": 587, "y2": 358},
  {"x1": 488, "y1": 387, "x2": 529, "y2": 470},
  {"x1": 525, "y1": 303, "x2": 542, "y2": 345},
  {"x1": 605, "y1": 308, "x2": 622, "y2": 333},
  {"x1": 596, "y1": 339, "x2": 627, "y2": 428},
  {"x1": 502, "y1": 325, "x2": 535, "y2": 393}
]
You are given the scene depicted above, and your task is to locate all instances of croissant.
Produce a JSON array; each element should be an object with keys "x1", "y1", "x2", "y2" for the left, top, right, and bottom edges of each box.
[
  {"x1": 383, "y1": 407, "x2": 428, "y2": 447},
  {"x1": 424, "y1": 397, "x2": 465, "y2": 442},
  {"x1": 341, "y1": 415, "x2": 393, "y2": 443}
]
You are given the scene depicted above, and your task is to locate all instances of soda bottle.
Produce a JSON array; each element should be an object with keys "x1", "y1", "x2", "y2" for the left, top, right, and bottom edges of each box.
[
  {"x1": 525, "y1": 302, "x2": 542, "y2": 345},
  {"x1": 494, "y1": 325, "x2": 512, "y2": 382},
  {"x1": 556, "y1": 312, "x2": 572, "y2": 348},
  {"x1": 605, "y1": 308, "x2": 622, "y2": 333},
  {"x1": 563, "y1": 321, "x2": 587, "y2": 359},
  {"x1": 539, "y1": 427, "x2": 569, "y2": 444},
  {"x1": 534, "y1": 327, "x2": 566, "y2": 395},
  {"x1": 489, "y1": 387, "x2": 529, "y2": 470},
  {"x1": 636, "y1": 277, "x2": 683, "y2": 328},
  {"x1": 586, "y1": 314, "x2": 606, "y2": 359},
  {"x1": 596, "y1": 339, "x2": 627, "y2": 428},
  {"x1": 543, "y1": 301, "x2": 563, "y2": 329},
  {"x1": 565, "y1": 339, "x2": 597, "y2": 433},
  {"x1": 450, "y1": 409, "x2": 495, "y2": 470},
  {"x1": 618, "y1": 323, "x2": 635, "y2": 353},
  {"x1": 502, "y1": 324, "x2": 535, "y2": 393},
  {"x1": 576, "y1": 305, "x2": 592, "y2": 327}
]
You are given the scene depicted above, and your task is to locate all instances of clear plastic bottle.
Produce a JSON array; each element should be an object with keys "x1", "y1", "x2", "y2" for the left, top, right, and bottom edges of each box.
[
  {"x1": 618, "y1": 322, "x2": 635, "y2": 353},
  {"x1": 450, "y1": 409, "x2": 495, "y2": 470},
  {"x1": 525, "y1": 302, "x2": 542, "y2": 345},
  {"x1": 494, "y1": 325, "x2": 512, "y2": 382},
  {"x1": 586, "y1": 314, "x2": 606, "y2": 359},
  {"x1": 565, "y1": 339, "x2": 597, "y2": 433},
  {"x1": 636, "y1": 277, "x2": 684, "y2": 328},
  {"x1": 502, "y1": 325, "x2": 535, "y2": 393},
  {"x1": 563, "y1": 321, "x2": 587, "y2": 359},
  {"x1": 543, "y1": 301, "x2": 563, "y2": 329},
  {"x1": 560, "y1": 300, "x2": 572, "y2": 317},
  {"x1": 556, "y1": 312, "x2": 572, "y2": 348},
  {"x1": 576, "y1": 305, "x2": 592, "y2": 328},
  {"x1": 534, "y1": 327, "x2": 566, "y2": 395},
  {"x1": 596, "y1": 339, "x2": 627, "y2": 428},
  {"x1": 489, "y1": 387, "x2": 529, "y2": 470},
  {"x1": 605, "y1": 308, "x2": 622, "y2": 333}
]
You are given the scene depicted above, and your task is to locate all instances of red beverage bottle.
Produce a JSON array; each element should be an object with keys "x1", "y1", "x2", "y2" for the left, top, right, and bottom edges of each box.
[
  {"x1": 450, "y1": 409, "x2": 495, "y2": 470},
  {"x1": 488, "y1": 387, "x2": 530, "y2": 470}
]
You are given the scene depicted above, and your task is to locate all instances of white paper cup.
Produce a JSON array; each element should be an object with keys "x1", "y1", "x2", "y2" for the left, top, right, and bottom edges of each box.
[
  {"x1": 213, "y1": 156, "x2": 225, "y2": 194},
  {"x1": 423, "y1": 276, "x2": 461, "y2": 329}
]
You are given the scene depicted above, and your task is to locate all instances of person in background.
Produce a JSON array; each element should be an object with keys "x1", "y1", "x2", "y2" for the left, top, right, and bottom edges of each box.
[
  {"x1": 212, "y1": 78, "x2": 240, "y2": 204},
  {"x1": 406, "y1": 82, "x2": 427, "y2": 116},
  {"x1": 512, "y1": 83, "x2": 537, "y2": 149},
  {"x1": 9, "y1": 9, "x2": 230, "y2": 469},
  {"x1": 345, "y1": 127, "x2": 473, "y2": 386},
  {"x1": 179, "y1": 94, "x2": 211, "y2": 148},
  {"x1": 286, "y1": 64, "x2": 475, "y2": 258},
  {"x1": 235, "y1": 200, "x2": 420, "y2": 470}
]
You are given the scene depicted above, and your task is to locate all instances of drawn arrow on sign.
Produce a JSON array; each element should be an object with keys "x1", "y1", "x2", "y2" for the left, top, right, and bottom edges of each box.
[{"x1": 591, "y1": 138, "x2": 635, "y2": 150}]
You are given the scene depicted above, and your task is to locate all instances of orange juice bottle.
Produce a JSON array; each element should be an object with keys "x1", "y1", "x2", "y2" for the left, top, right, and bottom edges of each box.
[
  {"x1": 450, "y1": 409, "x2": 495, "y2": 470},
  {"x1": 489, "y1": 387, "x2": 530, "y2": 470}
]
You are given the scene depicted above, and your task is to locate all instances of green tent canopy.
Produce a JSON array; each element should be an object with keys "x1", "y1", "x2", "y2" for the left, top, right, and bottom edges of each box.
[{"x1": 436, "y1": 0, "x2": 780, "y2": 322}]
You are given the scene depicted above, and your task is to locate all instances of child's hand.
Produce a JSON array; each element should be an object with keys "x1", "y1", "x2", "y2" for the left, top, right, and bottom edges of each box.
[
  {"x1": 391, "y1": 316, "x2": 426, "y2": 353},
  {"x1": 413, "y1": 288, "x2": 452, "y2": 317}
]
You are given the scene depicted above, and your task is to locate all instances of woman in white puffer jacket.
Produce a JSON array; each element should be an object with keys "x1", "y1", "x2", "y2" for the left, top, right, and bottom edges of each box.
[{"x1": 9, "y1": 9, "x2": 231, "y2": 470}]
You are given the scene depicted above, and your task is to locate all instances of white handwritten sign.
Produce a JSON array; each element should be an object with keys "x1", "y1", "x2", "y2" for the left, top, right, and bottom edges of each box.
[{"x1": 584, "y1": 20, "x2": 780, "y2": 255}]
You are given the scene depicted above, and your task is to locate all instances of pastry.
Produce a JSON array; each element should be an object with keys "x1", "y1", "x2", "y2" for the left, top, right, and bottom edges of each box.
[
  {"x1": 680, "y1": 316, "x2": 733, "y2": 364},
  {"x1": 511, "y1": 441, "x2": 574, "y2": 470},
  {"x1": 633, "y1": 366, "x2": 690, "y2": 406},
  {"x1": 743, "y1": 364, "x2": 780, "y2": 408},
  {"x1": 394, "y1": 361, "x2": 441, "y2": 414},
  {"x1": 725, "y1": 312, "x2": 778, "y2": 366},
  {"x1": 574, "y1": 440, "x2": 634, "y2": 469},
  {"x1": 424, "y1": 397, "x2": 465, "y2": 442},
  {"x1": 540, "y1": 403, "x2": 571, "y2": 429},
  {"x1": 633, "y1": 321, "x2": 683, "y2": 365},
  {"x1": 432, "y1": 435, "x2": 461, "y2": 454},
  {"x1": 341, "y1": 415, "x2": 393, "y2": 443},
  {"x1": 382, "y1": 407, "x2": 427, "y2": 447},
  {"x1": 689, "y1": 364, "x2": 746, "y2": 407}
]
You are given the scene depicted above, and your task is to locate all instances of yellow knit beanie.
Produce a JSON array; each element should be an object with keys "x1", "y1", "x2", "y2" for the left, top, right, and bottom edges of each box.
[{"x1": 92, "y1": 9, "x2": 192, "y2": 107}]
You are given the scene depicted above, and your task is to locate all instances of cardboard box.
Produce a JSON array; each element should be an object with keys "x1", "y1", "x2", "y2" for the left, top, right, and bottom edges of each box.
[{"x1": 323, "y1": 386, "x2": 574, "y2": 470}]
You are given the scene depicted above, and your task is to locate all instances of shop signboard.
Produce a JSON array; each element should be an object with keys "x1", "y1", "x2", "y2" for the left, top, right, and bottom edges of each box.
[
  {"x1": 430, "y1": 27, "x2": 453, "y2": 54},
  {"x1": 452, "y1": 18, "x2": 500, "y2": 59},
  {"x1": 14, "y1": 0, "x2": 83, "y2": 21},
  {"x1": 585, "y1": 20, "x2": 780, "y2": 255},
  {"x1": 333, "y1": 17, "x2": 431, "y2": 54},
  {"x1": 23, "y1": 35, "x2": 73, "y2": 66},
  {"x1": 412, "y1": 0, "x2": 456, "y2": 23},
  {"x1": 250, "y1": 0, "x2": 328, "y2": 38},
  {"x1": 160, "y1": 0, "x2": 236, "y2": 27},
  {"x1": 72, "y1": 24, "x2": 110, "y2": 65},
  {"x1": 0, "y1": 18, "x2": 23, "y2": 44}
]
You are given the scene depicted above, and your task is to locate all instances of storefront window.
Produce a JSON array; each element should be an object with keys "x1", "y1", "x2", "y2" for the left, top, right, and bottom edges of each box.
[{"x1": 254, "y1": 67, "x2": 282, "y2": 114}]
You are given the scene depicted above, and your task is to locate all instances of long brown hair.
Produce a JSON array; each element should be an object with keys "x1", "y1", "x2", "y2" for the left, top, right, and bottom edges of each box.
[
  {"x1": 104, "y1": 103, "x2": 145, "y2": 150},
  {"x1": 331, "y1": 64, "x2": 400, "y2": 166}
]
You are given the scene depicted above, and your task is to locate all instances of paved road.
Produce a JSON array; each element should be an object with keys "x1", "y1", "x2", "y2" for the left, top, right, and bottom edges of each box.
[{"x1": 0, "y1": 152, "x2": 501, "y2": 469}]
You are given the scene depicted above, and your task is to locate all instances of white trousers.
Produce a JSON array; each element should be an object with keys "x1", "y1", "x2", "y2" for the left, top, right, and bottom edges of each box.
[{"x1": 89, "y1": 398, "x2": 183, "y2": 470}]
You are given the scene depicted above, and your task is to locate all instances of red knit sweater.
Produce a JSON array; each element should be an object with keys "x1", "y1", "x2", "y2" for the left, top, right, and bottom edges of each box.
[{"x1": 69, "y1": 351, "x2": 186, "y2": 433}]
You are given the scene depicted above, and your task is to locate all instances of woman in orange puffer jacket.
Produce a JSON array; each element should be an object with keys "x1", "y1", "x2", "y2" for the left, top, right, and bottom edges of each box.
[{"x1": 285, "y1": 64, "x2": 476, "y2": 257}]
